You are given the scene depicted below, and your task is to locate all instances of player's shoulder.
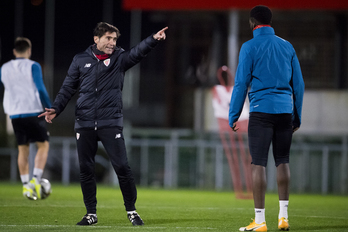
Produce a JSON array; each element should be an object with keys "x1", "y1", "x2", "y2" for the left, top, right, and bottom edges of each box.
[
  {"x1": 2, "y1": 58, "x2": 35, "y2": 68},
  {"x1": 1, "y1": 60, "x2": 12, "y2": 68},
  {"x1": 242, "y1": 37, "x2": 254, "y2": 46},
  {"x1": 274, "y1": 35, "x2": 291, "y2": 43},
  {"x1": 240, "y1": 39, "x2": 257, "y2": 56},
  {"x1": 241, "y1": 38, "x2": 254, "y2": 50},
  {"x1": 274, "y1": 36, "x2": 296, "y2": 54},
  {"x1": 31, "y1": 60, "x2": 41, "y2": 67},
  {"x1": 19, "y1": 58, "x2": 37, "y2": 68}
]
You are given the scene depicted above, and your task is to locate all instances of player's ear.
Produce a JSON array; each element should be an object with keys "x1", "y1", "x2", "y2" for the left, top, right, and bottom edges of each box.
[
  {"x1": 94, "y1": 36, "x2": 99, "y2": 44},
  {"x1": 27, "y1": 48, "x2": 32, "y2": 58}
]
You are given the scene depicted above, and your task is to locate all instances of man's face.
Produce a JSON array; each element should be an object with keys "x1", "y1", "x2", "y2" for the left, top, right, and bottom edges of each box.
[{"x1": 94, "y1": 31, "x2": 117, "y2": 54}]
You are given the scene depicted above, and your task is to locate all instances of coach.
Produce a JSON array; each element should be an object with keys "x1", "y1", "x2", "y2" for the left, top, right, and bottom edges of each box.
[{"x1": 40, "y1": 22, "x2": 167, "y2": 226}]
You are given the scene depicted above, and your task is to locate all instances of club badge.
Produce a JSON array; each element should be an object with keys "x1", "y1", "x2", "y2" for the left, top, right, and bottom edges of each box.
[{"x1": 104, "y1": 59, "x2": 110, "y2": 67}]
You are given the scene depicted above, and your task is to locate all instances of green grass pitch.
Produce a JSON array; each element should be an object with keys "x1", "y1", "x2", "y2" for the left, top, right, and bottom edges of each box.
[{"x1": 0, "y1": 182, "x2": 347, "y2": 231}]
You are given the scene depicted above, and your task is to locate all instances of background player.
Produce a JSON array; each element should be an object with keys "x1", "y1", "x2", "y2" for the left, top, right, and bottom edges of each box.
[{"x1": 0, "y1": 37, "x2": 51, "y2": 200}]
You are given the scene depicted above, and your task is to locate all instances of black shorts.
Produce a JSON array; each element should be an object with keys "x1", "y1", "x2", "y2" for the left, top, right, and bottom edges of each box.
[
  {"x1": 248, "y1": 112, "x2": 293, "y2": 167},
  {"x1": 11, "y1": 116, "x2": 49, "y2": 145}
]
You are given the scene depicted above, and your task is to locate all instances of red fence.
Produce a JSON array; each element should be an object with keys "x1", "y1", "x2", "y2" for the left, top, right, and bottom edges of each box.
[{"x1": 123, "y1": 0, "x2": 348, "y2": 10}]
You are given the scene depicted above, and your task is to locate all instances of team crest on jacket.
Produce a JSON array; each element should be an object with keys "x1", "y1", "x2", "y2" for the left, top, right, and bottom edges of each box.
[{"x1": 104, "y1": 59, "x2": 110, "y2": 67}]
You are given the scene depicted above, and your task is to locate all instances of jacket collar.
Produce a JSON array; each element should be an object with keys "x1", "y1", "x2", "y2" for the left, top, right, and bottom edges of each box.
[
  {"x1": 253, "y1": 26, "x2": 275, "y2": 38},
  {"x1": 86, "y1": 45, "x2": 121, "y2": 59}
]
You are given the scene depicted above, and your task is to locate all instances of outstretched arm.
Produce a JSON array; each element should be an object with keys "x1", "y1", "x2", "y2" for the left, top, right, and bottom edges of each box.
[
  {"x1": 122, "y1": 27, "x2": 169, "y2": 71},
  {"x1": 153, "y1": 27, "x2": 168, "y2": 41}
]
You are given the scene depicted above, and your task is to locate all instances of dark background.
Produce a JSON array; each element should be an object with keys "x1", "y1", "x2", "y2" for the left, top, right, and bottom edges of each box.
[{"x1": 0, "y1": 0, "x2": 347, "y2": 136}]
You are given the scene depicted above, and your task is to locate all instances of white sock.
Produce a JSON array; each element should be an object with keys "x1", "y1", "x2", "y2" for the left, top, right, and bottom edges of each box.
[
  {"x1": 20, "y1": 174, "x2": 30, "y2": 185},
  {"x1": 33, "y1": 168, "x2": 43, "y2": 182},
  {"x1": 255, "y1": 208, "x2": 265, "y2": 224},
  {"x1": 127, "y1": 210, "x2": 136, "y2": 214},
  {"x1": 279, "y1": 200, "x2": 289, "y2": 219}
]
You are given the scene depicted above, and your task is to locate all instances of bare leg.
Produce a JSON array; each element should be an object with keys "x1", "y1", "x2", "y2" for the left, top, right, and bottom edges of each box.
[
  {"x1": 252, "y1": 164, "x2": 267, "y2": 208},
  {"x1": 34, "y1": 141, "x2": 49, "y2": 170},
  {"x1": 18, "y1": 144, "x2": 30, "y2": 175},
  {"x1": 277, "y1": 163, "x2": 290, "y2": 200}
]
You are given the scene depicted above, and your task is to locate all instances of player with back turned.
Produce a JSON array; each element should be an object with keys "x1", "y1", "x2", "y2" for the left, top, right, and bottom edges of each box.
[
  {"x1": 229, "y1": 5, "x2": 305, "y2": 231},
  {"x1": 0, "y1": 37, "x2": 52, "y2": 200},
  {"x1": 39, "y1": 22, "x2": 168, "y2": 226}
]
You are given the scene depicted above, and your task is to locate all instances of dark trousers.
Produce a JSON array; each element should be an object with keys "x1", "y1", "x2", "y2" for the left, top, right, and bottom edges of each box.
[{"x1": 75, "y1": 127, "x2": 137, "y2": 214}]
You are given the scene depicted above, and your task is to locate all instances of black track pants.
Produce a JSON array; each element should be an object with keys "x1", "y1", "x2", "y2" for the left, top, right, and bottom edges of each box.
[{"x1": 75, "y1": 127, "x2": 137, "y2": 214}]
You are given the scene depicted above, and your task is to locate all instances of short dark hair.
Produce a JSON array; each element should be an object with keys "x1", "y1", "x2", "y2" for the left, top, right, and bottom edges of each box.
[
  {"x1": 250, "y1": 5, "x2": 272, "y2": 25},
  {"x1": 93, "y1": 22, "x2": 121, "y2": 39},
  {"x1": 14, "y1": 37, "x2": 31, "y2": 53}
]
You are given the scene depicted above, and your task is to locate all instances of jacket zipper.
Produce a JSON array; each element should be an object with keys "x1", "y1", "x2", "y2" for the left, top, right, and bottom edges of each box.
[{"x1": 94, "y1": 58, "x2": 100, "y2": 130}]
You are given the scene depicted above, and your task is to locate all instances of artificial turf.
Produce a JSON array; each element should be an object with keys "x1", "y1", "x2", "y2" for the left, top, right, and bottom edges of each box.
[{"x1": 0, "y1": 182, "x2": 347, "y2": 231}]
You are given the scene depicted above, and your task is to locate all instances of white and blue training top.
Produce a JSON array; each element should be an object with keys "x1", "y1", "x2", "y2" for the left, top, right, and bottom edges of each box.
[{"x1": 0, "y1": 58, "x2": 51, "y2": 118}]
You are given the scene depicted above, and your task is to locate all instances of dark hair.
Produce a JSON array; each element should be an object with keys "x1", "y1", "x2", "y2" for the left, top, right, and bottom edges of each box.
[
  {"x1": 250, "y1": 5, "x2": 272, "y2": 25},
  {"x1": 93, "y1": 22, "x2": 121, "y2": 39},
  {"x1": 14, "y1": 37, "x2": 31, "y2": 53}
]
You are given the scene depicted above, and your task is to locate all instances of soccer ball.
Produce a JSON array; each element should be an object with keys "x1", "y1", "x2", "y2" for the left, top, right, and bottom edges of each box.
[{"x1": 40, "y1": 178, "x2": 52, "y2": 199}]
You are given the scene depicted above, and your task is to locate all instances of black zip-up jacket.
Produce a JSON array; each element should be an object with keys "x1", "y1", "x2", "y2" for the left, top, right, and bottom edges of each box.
[{"x1": 52, "y1": 35, "x2": 159, "y2": 130}]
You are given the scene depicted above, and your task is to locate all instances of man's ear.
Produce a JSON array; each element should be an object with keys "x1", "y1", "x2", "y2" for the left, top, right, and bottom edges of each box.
[
  {"x1": 27, "y1": 48, "x2": 32, "y2": 58},
  {"x1": 249, "y1": 18, "x2": 256, "y2": 30},
  {"x1": 94, "y1": 36, "x2": 99, "y2": 44}
]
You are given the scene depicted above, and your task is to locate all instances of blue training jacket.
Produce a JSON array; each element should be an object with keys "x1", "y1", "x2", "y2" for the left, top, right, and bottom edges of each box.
[{"x1": 229, "y1": 26, "x2": 305, "y2": 128}]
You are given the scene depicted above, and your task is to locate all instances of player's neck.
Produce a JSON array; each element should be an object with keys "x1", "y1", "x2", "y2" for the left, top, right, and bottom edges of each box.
[
  {"x1": 253, "y1": 25, "x2": 271, "y2": 31},
  {"x1": 15, "y1": 56, "x2": 29, "y2": 59}
]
